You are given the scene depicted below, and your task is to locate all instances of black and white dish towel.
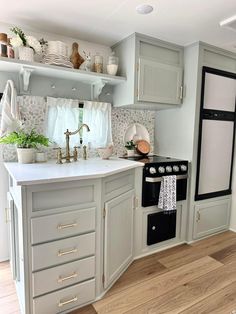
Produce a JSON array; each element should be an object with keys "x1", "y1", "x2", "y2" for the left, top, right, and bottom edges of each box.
[{"x1": 158, "y1": 175, "x2": 177, "y2": 211}]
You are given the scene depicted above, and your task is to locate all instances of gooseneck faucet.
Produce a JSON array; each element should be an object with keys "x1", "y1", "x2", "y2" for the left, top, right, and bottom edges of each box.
[{"x1": 54, "y1": 124, "x2": 90, "y2": 164}]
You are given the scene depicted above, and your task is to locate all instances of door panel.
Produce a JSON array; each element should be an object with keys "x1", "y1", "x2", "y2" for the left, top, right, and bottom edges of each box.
[
  {"x1": 198, "y1": 120, "x2": 234, "y2": 195},
  {"x1": 138, "y1": 57, "x2": 183, "y2": 105},
  {"x1": 193, "y1": 199, "x2": 230, "y2": 239},
  {"x1": 104, "y1": 190, "x2": 134, "y2": 289},
  {"x1": 204, "y1": 73, "x2": 236, "y2": 112}
]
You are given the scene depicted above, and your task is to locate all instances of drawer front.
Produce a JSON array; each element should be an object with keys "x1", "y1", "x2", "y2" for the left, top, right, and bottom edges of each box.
[
  {"x1": 33, "y1": 278, "x2": 95, "y2": 314},
  {"x1": 32, "y1": 256, "x2": 95, "y2": 297},
  {"x1": 31, "y1": 207, "x2": 96, "y2": 244},
  {"x1": 32, "y1": 233, "x2": 95, "y2": 271},
  {"x1": 104, "y1": 170, "x2": 134, "y2": 201}
]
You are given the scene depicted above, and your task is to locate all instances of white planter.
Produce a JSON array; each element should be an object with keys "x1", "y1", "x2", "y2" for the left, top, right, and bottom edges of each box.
[
  {"x1": 127, "y1": 149, "x2": 135, "y2": 157},
  {"x1": 17, "y1": 148, "x2": 35, "y2": 164},
  {"x1": 18, "y1": 46, "x2": 34, "y2": 62}
]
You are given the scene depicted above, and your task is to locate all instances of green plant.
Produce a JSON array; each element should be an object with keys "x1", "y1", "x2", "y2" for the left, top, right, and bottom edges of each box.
[
  {"x1": 125, "y1": 140, "x2": 136, "y2": 150},
  {"x1": 0, "y1": 129, "x2": 50, "y2": 149},
  {"x1": 10, "y1": 27, "x2": 27, "y2": 46}
]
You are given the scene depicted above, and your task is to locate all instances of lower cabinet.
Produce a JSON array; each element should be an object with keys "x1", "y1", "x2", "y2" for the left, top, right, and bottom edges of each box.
[
  {"x1": 103, "y1": 189, "x2": 134, "y2": 289},
  {"x1": 193, "y1": 198, "x2": 231, "y2": 239}
]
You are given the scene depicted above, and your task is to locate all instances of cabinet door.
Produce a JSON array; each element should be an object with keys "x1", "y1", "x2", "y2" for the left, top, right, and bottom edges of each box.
[
  {"x1": 137, "y1": 57, "x2": 183, "y2": 105},
  {"x1": 103, "y1": 190, "x2": 134, "y2": 289},
  {"x1": 7, "y1": 192, "x2": 17, "y2": 280},
  {"x1": 193, "y1": 199, "x2": 230, "y2": 239}
]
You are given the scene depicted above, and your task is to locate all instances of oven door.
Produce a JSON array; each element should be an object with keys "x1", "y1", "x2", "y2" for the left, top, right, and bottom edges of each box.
[{"x1": 142, "y1": 174, "x2": 187, "y2": 207}]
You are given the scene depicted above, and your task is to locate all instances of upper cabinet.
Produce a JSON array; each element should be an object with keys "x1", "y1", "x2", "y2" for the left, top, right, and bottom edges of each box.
[{"x1": 112, "y1": 33, "x2": 184, "y2": 110}]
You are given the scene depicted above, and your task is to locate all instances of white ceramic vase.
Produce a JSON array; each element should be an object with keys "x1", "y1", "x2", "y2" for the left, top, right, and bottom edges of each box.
[
  {"x1": 127, "y1": 149, "x2": 135, "y2": 157},
  {"x1": 17, "y1": 148, "x2": 35, "y2": 164},
  {"x1": 18, "y1": 46, "x2": 34, "y2": 62}
]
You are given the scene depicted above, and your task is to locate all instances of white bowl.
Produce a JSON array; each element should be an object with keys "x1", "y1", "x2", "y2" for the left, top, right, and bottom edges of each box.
[{"x1": 97, "y1": 146, "x2": 113, "y2": 159}]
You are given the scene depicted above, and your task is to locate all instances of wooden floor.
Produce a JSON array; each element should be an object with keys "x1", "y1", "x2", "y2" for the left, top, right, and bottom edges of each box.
[{"x1": 2, "y1": 231, "x2": 236, "y2": 314}]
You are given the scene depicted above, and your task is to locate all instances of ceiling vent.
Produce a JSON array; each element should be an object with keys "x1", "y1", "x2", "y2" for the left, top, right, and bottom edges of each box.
[{"x1": 220, "y1": 15, "x2": 236, "y2": 32}]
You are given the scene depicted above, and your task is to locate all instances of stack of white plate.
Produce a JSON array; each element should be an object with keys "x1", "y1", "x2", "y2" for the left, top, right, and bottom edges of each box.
[{"x1": 43, "y1": 41, "x2": 73, "y2": 68}]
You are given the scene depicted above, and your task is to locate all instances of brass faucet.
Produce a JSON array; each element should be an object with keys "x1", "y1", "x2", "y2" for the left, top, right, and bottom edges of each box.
[{"x1": 55, "y1": 124, "x2": 90, "y2": 164}]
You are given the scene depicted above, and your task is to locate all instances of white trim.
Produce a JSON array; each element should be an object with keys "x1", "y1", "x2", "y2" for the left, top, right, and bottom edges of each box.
[
  {"x1": 229, "y1": 228, "x2": 236, "y2": 233},
  {"x1": 134, "y1": 241, "x2": 186, "y2": 260}
]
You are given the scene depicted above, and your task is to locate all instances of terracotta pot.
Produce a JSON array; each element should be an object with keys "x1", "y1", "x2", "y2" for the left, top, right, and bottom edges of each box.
[
  {"x1": 18, "y1": 46, "x2": 34, "y2": 62},
  {"x1": 17, "y1": 148, "x2": 35, "y2": 164}
]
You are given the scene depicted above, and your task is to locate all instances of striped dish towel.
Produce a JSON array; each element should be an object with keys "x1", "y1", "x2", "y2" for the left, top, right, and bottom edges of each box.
[{"x1": 158, "y1": 175, "x2": 177, "y2": 212}]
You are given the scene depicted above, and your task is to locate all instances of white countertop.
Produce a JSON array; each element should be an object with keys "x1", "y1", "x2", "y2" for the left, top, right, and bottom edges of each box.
[{"x1": 4, "y1": 158, "x2": 144, "y2": 186}]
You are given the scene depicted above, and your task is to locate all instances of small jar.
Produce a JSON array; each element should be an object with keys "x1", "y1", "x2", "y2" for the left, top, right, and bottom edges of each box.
[
  {"x1": 94, "y1": 53, "x2": 103, "y2": 73},
  {"x1": 0, "y1": 33, "x2": 8, "y2": 57},
  {"x1": 7, "y1": 38, "x2": 14, "y2": 58},
  {"x1": 107, "y1": 51, "x2": 119, "y2": 76}
]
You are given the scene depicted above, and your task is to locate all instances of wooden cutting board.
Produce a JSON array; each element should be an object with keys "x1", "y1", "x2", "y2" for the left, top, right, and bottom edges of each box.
[{"x1": 136, "y1": 140, "x2": 150, "y2": 155}]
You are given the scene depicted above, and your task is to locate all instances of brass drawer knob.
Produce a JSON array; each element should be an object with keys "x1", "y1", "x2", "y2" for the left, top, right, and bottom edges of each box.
[
  {"x1": 57, "y1": 272, "x2": 78, "y2": 283},
  {"x1": 57, "y1": 248, "x2": 78, "y2": 257},
  {"x1": 57, "y1": 222, "x2": 77, "y2": 230},
  {"x1": 58, "y1": 296, "x2": 78, "y2": 307}
]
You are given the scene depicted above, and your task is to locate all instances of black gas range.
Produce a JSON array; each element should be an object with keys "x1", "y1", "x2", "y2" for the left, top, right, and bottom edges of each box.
[
  {"x1": 122, "y1": 154, "x2": 188, "y2": 206},
  {"x1": 122, "y1": 154, "x2": 189, "y2": 246}
]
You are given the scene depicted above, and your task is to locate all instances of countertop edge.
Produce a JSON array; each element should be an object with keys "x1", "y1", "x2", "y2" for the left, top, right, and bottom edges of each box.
[{"x1": 4, "y1": 159, "x2": 144, "y2": 186}]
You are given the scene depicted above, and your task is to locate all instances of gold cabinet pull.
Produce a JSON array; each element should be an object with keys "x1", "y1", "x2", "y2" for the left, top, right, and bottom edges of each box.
[
  {"x1": 57, "y1": 222, "x2": 77, "y2": 230},
  {"x1": 57, "y1": 272, "x2": 78, "y2": 283},
  {"x1": 58, "y1": 296, "x2": 78, "y2": 307},
  {"x1": 58, "y1": 248, "x2": 78, "y2": 257}
]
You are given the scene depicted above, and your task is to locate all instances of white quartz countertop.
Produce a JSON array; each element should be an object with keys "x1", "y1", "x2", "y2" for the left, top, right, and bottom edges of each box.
[{"x1": 4, "y1": 158, "x2": 144, "y2": 186}]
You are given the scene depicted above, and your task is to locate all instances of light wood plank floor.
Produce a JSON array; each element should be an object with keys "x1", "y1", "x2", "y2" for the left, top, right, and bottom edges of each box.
[{"x1": 1, "y1": 231, "x2": 236, "y2": 314}]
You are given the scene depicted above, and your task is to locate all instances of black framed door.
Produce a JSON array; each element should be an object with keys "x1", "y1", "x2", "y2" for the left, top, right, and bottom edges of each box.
[{"x1": 195, "y1": 67, "x2": 236, "y2": 201}]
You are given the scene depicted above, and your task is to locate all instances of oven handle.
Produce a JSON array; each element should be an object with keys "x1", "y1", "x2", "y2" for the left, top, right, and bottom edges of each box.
[{"x1": 145, "y1": 174, "x2": 188, "y2": 183}]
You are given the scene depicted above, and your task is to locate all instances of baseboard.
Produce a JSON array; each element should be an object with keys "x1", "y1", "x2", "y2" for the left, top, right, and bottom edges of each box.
[
  {"x1": 134, "y1": 241, "x2": 187, "y2": 260},
  {"x1": 229, "y1": 228, "x2": 236, "y2": 233}
]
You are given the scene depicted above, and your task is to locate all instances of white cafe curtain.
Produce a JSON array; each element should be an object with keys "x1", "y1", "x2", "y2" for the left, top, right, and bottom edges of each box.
[
  {"x1": 46, "y1": 97, "x2": 80, "y2": 147},
  {"x1": 82, "y1": 101, "x2": 112, "y2": 148}
]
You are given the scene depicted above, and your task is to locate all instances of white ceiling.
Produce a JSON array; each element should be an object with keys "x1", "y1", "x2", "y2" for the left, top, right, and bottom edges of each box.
[{"x1": 1, "y1": 0, "x2": 236, "y2": 50}]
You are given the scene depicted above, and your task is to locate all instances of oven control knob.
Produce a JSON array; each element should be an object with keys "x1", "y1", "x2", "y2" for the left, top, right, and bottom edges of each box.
[
  {"x1": 149, "y1": 167, "x2": 157, "y2": 174},
  {"x1": 166, "y1": 166, "x2": 172, "y2": 173},
  {"x1": 180, "y1": 164, "x2": 187, "y2": 172},
  {"x1": 173, "y1": 165, "x2": 180, "y2": 172},
  {"x1": 158, "y1": 166, "x2": 165, "y2": 174}
]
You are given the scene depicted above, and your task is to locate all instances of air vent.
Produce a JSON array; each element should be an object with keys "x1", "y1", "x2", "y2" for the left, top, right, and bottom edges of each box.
[{"x1": 220, "y1": 15, "x2": 236, "y2": 32}]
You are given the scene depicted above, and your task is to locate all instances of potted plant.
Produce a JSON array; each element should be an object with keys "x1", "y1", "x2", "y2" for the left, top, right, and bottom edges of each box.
[
  {"x1": 0, "y1": 129, "x2": 49, "y2": 163},
  {"x1": 10, "y1": 27, "x2": 41, "y2": 62},
  {"x1": 125, "y1": 140, "x2": 136, "y2": 157}
]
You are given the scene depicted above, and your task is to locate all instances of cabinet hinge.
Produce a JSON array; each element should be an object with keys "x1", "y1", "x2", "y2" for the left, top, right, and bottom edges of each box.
[
  {"x1": 5, "y1": 208, "x2": 10, "y2": 223},
  {"x1": 179, "y1": 85, "x2": 183, "y2": 100},
  {"x1": 102, "y1": 274, "x2": 105, "y2": 285},
  {"x1": 133, "y1": 196, "x2": 138, "y2": 210},
  {"x1": 103, "y1": 206, "x2": 106, "y2": 218},
  {"x1": 136, "y1": 89, "x2": 139, "y2": 98},
  {"x1": 196, "y1": 211, "x2": 201, "y2": 222}
]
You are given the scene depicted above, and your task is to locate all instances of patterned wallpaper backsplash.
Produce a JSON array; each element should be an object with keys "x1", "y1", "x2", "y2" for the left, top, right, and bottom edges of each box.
[{"x1": 2, "y1": 96, "x2": 155, "y2": 161}]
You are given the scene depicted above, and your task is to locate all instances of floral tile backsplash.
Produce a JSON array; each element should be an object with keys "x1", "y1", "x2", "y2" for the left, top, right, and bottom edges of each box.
[{"x1": 2, "y1": 96, "x2": 155, "y2": 161}]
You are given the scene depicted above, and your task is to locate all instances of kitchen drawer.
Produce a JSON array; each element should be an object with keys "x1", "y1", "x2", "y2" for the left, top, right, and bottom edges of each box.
[
  {"x1": 31, "y1": 207, "x2": 95, "y2": 244},
  {"x1": 103, "y1": 170, "x2": 134, "y2": 201},
  {"x1": 32, "y1": 256, "x2": 95, "y2": 297},
  {"x1": 33, "y1": 278, "x2": 95, "y2": 314},
  {"x1": 32, "y1": 233, "x2": 95, "y2": 271}
]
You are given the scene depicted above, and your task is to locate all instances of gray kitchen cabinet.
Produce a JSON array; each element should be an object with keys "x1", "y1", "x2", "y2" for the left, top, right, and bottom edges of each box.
[
  {"x1": 193, "y1": 198, "x2": 231, "y2": 239},
  {"x1": 112, "y1": 33, "x2": 184, "y2": 109},
  {"x1": 103, "y1": 190, "x2": 134, "y2": 289},
  {"x1": 6, "y1": 168, "x2": 136, "y2": 313}
]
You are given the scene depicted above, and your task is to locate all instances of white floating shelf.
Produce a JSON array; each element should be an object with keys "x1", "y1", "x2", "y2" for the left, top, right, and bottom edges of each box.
[{"x1": 0, "y1": 56, "x2": 126, "y2": 98}]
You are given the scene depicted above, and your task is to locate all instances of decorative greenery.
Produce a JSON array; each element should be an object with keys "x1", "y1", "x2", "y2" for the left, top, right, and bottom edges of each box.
[
  {"x1": 10, "y1": 27, "x2": 42, "y2": 54},
  {"x1": 125, "y1": 140, "x2": 136, "y2": 150},
  {"x1": 10, "y1": 26, "x2": 27, "y2": 46},
  {"x1": 0, "y1": 129, "x2": 50, "y2": 149}
]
